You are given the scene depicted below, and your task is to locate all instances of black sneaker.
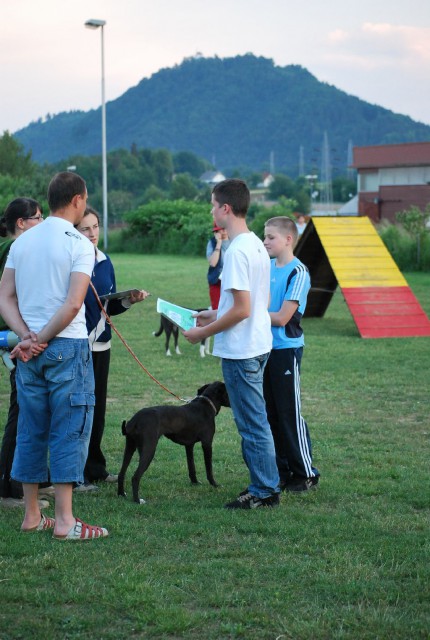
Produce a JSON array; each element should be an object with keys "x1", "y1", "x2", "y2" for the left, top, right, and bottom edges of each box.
[
  {"x1": 224, "y1": 491, "x2": 280, "y2": 509},
  {"x1": 284, "y1": 476, "x2": 319, "y2": 493}
]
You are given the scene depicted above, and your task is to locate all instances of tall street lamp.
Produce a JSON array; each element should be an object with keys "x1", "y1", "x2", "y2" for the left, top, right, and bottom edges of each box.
[{"x1": 85, "y1": 18, "x2": 108, "y2": 250}]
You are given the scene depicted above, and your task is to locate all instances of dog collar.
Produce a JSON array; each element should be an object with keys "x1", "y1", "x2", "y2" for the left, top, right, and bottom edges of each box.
[{"x1": 197, "y1": 394, "x2": 218, "y2": 416}]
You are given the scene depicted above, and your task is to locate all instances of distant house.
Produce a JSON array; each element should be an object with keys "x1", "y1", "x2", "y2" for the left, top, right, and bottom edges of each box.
[
  {"x1": 257, "y1": 172, "x2": 274, "y2": 189},
  {"x1": 199, "y1": 170, "x2": 226, "y2": 186},
  {"x1": 352, "y1": 142, "x2": 430, "y2": 223}
]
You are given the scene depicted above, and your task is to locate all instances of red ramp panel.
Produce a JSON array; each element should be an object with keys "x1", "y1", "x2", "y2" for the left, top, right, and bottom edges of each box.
[{"x1": 343, "y1": 287, "x2": 430, "y2": 338}]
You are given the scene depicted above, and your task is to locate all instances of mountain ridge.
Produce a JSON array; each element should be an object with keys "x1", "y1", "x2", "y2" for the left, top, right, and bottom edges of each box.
[{"x1": 15, "y1": 54, "x2": 430, "y2": 173}]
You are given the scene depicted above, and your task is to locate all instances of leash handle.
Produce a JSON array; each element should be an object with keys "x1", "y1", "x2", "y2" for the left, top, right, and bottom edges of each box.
[{"x1": 89, "y1": 281, "x2": 184, "y2": 402}]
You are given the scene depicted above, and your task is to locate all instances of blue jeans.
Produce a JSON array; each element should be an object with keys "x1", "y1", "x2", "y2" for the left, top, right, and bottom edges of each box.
[
  {"x1": 12, "y1": 338, "x2": 95, "y2": 484},
  {"x1": 222, "y1": 354, "x2": 280, "y2": 498}
]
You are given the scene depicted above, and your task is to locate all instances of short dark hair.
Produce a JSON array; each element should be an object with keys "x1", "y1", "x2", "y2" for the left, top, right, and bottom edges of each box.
[
  {"x1": 212, "y1": 179, "x2": 250, "y2": 217},
  {"x1": 0, "y1": 197, "x2": 42, "y2": 237},
  {"x1": 47, "y1": 171, "x2": 86, "y2": 212}
]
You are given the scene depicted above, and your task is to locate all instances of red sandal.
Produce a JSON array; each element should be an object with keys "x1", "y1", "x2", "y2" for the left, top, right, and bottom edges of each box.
[
  {"x1": 53, "y1": 517, "x2": 109, "y2": 541},
  {"x1": 22, "y1": 513, "x2": 55, "y2": 533}
]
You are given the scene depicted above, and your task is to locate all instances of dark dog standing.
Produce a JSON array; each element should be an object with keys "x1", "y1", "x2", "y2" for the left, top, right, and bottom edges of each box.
[
  {"x1": 118, "y1": 381, "x2": 230, "y2": 504},
  {"x1": 153, "y1": 314, "x2": 210, "y2": 357}
]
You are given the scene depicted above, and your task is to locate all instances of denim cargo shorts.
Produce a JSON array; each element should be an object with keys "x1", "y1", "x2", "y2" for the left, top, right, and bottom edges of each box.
[{"x1": 12, "y1": 338, "x2": 95, "y2": 484}]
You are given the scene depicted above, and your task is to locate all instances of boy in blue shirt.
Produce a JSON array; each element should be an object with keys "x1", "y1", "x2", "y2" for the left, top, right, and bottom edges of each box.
[{"x1": 263, "y1": 216, "x2": 319, "y2": 492}]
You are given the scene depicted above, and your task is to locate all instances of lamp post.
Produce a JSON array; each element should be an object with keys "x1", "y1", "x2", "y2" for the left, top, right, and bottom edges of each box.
[{"x1": 85, "y1": 18, "x2": 108, "y2": 250}]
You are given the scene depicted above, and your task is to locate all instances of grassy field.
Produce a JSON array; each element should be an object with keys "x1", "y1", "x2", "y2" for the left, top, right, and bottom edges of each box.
[{"x1": 0, "y1": 255, "x2": 429, "y2": 640}]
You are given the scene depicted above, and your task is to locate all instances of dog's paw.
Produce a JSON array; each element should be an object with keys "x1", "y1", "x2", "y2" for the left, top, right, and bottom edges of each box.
[
  {"x1": 138, "y1": 497, "x2": 146, "y2": 505},
  {"x1": 118, "y1": 492, "x2": 127, "y2": 498}
]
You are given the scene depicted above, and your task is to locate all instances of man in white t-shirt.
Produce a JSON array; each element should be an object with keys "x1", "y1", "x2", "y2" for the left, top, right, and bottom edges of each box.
[
  {"x1": 0, "y1": 172, "x2": 108, "y2": 540},
  {"x1": 184, "y1": 179, "x2": 280, "y2": 509}
]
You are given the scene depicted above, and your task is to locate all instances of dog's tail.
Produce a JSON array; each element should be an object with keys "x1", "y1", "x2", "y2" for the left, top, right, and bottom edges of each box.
[
  {"x1": 152, "y1": 321, "x2": 164, "y2": 338},
  {"x1": 121, "y1": 420, "x2": 127, "y2": 436}
]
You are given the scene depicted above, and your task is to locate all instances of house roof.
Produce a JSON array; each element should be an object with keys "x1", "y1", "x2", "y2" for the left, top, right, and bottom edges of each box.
[
  {"x1": 352, "y1": 142, "x2": 430, "y2": 170},
  {"x1": 199, "y1": 171, "x2": 226, "y2": 183},
  {"x1": 338, "y1": 195, "x2": 358, "y2": 215}
]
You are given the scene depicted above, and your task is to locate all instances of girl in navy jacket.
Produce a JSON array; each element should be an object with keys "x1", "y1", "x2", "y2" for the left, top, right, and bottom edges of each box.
[{"x1": 75, "y1": 207, "x2": 148, "y2": 489}]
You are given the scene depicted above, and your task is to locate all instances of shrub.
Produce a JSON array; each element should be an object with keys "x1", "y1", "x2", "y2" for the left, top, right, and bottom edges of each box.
[
  {"x1": 378, "y1": 222, "x2": 415, "y2": 270},
  {"x1": 396, "y1": 204, "x2": 430, "y2": 270},
  {"x1": 124, "y1": 200, "x2": 213, "y2": 255},
  {"x1": 378, "y1": 221, "x2": 430, "y2": 272},
  {"x1": 114, "y1": 199, "x2": 430, "y2": 272},
  {"x1": 249, "y1": 198, "x2": 297, "y2": 239},
  {"x1": 112, "y1": 197, "x2": 298, "y2": 253}
]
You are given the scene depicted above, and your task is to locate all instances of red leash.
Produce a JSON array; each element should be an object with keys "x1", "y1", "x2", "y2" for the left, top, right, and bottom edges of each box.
[{"x1": 89, "y1": 281, "x2": 184, "y2": 402}]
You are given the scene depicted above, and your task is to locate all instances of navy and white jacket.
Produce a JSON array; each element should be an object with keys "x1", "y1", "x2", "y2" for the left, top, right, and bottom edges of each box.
[{"x1": 84, "y1": 249, "x2": 127, "y2": 350}]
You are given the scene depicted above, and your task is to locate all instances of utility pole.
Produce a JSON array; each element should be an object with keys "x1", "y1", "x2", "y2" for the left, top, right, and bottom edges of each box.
[
  {"x1": 270, "y1": 151, "x2": 275, "y2": 175},
  {"x1": 320, "y1": 131, "x2": 333, "y2": 207},
  {"x1": 298, "y1": 145, "x2": 305, "y2": 177},
  {"x1": 347, "y1": 139, "x2": 355, "y2": 181}
]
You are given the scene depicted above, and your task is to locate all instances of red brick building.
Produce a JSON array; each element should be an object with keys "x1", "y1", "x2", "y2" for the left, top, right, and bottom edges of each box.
[{"x1": 352, "y1": 142, "x2": 430, "y2": 222}]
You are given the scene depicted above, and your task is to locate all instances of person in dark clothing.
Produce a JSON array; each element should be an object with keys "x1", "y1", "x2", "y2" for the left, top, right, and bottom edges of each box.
[
  {"x1": 74, "y1": 206, "x2": 149, "y2": 491},
  {"x1": 206, "y1": 222, "x2": 230, "y2": 310},
  {"x1": 0, "y1": 198, "x2": 52, "y2": 508}
]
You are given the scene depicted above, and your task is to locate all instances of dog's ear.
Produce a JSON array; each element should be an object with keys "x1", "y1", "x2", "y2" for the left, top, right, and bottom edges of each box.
[
  {"x1": 121, "y1": 420, "x2": 127, "y2": 436},
  {"x1": 197, "y1": 383, "x2": 209, "y2": 395},
  {"x1": 217, "y1": 382, "x2": 231, "y2": 407}
]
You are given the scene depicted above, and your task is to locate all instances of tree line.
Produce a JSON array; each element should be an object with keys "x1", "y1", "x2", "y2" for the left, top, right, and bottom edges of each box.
[
  {"x1": 1, "y1": 131, "x2": 428, "y2": 270},
  {"x1": 0, "y1": 131, "x2": 356, "y2": 222}
]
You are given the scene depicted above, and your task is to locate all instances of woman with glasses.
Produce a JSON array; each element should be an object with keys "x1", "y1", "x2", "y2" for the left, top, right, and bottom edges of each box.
[{"x1": 0, "y1": 198, "x2": 50, "y2": 508}]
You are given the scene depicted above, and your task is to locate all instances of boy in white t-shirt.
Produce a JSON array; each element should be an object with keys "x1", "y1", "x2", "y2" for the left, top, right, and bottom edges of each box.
[{"x1": 184, "y1": 179, "x2": 280, "y2": 508}]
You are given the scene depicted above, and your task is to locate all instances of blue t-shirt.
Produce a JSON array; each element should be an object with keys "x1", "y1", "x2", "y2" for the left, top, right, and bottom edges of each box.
[{"x1": 269, "y1": 257, "x2": 310, "y2": 349}]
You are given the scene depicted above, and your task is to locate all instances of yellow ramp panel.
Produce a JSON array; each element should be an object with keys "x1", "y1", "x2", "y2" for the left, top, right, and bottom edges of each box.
[{"x1": 312, "y1": 217, "x2": 407, "y2": 288}]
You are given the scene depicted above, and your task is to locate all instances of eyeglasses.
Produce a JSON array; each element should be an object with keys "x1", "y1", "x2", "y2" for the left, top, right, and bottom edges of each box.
[{"x1": 26, "y1": 214, "x2": 43, "y2": 221}]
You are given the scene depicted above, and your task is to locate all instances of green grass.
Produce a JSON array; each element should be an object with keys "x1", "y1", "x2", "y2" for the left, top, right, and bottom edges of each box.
[{"x1": 0, "y1": 256, "x2": 429, "y2": 640}]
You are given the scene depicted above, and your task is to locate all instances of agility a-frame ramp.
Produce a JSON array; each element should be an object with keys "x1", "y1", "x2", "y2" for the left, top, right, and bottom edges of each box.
[{"x1": 295, "y1": 216, "x2": 430, "y2": 339}]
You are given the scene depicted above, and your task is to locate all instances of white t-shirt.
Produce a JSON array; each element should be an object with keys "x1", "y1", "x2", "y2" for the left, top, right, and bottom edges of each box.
[
  {"x1": 6, "y1": 216, "x2": 94, "y2": 339},
  {"x1": 213, "y1": 231, "x2": 272, "y2": 359}
]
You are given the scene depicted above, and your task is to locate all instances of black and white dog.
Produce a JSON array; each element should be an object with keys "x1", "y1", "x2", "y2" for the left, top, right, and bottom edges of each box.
[
  {"x1": 153, "y1": 313, "x2": 211, "y2": 357},
  {"x1": 117, "y1": 381, "x2": 230, "y2": 504}
]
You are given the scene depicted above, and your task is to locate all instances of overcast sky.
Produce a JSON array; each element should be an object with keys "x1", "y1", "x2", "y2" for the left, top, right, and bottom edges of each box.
[{"x1": 1, "y1": 0, "x2": 430, "y2": 134}]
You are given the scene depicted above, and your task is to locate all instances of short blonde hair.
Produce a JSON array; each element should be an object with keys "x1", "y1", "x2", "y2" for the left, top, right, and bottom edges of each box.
[{"x1": 265, "y1": 216, "x2": 298, "y2": 245}]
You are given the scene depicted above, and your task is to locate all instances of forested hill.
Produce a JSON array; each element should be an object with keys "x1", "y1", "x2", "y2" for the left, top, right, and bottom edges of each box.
[{"x1": 15, "y1": 54, "x2": 430, "y2": 173}]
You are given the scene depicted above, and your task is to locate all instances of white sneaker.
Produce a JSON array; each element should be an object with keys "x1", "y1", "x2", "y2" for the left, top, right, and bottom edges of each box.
[
  {"x1": 0, "y1": 497, "x2": 50, "y2": 509},
  {"x1": 73, "y1": 483, "x2": 99, "y2": 493},
  {"x1": 38, "y1": 485, "x2": 55, "y2": 499},
  {"x1": 104, "y1": 474, "x2": 118, "y2": 483}
]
